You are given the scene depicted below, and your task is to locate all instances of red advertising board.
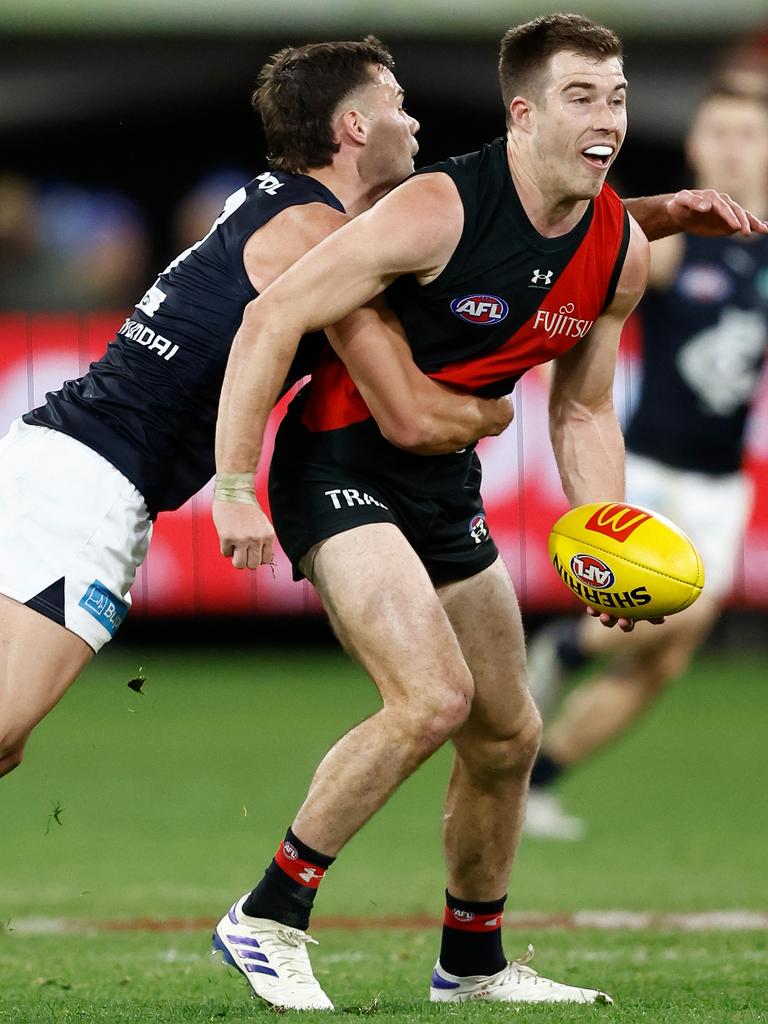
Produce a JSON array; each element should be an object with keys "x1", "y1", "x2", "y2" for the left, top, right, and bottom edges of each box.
[{"x1": 1, "y1": 313, "x2": 766, "y2": 612}]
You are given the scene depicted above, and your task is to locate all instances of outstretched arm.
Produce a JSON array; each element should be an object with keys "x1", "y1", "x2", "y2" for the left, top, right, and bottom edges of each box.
[{"x1": 624, "y1": 189, "x2": 768, "y2": 241}]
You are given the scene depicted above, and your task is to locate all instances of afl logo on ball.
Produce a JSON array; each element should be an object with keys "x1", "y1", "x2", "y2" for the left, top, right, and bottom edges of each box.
[
  {"x1": 570, "y1": 553, "x2": 615, "y2": 590},
  {"x1": 450, "y1": 294, "x2": 509, "y2": 326}
]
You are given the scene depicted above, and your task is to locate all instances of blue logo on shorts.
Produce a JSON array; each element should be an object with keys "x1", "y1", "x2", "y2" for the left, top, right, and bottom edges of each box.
[{"x1": 79, "y1": 580, "x2": 128, "y2": 637}]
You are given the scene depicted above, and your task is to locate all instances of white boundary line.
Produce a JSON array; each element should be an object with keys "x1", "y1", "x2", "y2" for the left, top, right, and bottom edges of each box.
[{"x1": 5, "y1": 909, "x2": 768, "y2": 936}]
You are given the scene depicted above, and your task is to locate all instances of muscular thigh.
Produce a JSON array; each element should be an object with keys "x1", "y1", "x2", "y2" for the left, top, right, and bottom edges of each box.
[
  {"x1": 437, "y1": 557, "x2": 529, "y2": 737},
  {"x1": 0, "y1": 594, "x2": 92, "y2": 743},
  {"x1": 303, "y1": 523, "x2": 472, "y2": 707}
]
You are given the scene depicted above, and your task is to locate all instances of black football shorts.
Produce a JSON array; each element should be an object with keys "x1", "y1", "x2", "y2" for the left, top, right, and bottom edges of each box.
[{"x1": 269, "y1": 400, "x2": 499, "y2": 585}]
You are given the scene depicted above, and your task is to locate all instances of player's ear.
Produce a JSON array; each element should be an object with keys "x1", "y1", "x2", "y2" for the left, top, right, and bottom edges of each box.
[
  {"x1": 508, "y1": 95, "x2": 535, "y2": 133},
  {"x1": 338, "y1": 107, "x2": 369, "y2": 147}
]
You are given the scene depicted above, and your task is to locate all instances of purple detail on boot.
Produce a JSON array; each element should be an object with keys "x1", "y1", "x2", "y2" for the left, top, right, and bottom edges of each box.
[
  {"x1": 227, "y1": 935, "x2": 261, "y2": 947},
  {"x1": 245, "y1": 962, "x2": 279, "y2": 977},
  {"x1": 239, "y1": 950, "x2": 269, "y2": 963},
  {"x1": 228, "y1": 904, "x2": 239, "y2": 925},
  {"x1": 431, "y1": 969, "x2": 461, "y2": 990},
  {"x1": 212, "y1": 932, "x2": 237, "y2": 968}
]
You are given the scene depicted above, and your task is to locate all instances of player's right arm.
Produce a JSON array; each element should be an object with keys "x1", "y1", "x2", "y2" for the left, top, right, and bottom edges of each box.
[
  {"x1": 244, "y1": 198, "x2": 510, "y2": 453},
  {"x1": 214, "y1": 174, "x2": 465, "y2": 568}
]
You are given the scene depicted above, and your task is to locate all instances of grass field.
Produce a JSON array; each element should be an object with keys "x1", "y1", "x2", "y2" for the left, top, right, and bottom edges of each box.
[{"x1": 2, "y1": 643, "x2": 767, "y2": 1022}]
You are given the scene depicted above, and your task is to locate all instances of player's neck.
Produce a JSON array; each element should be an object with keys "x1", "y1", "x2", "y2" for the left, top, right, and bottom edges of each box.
[
  {"x1": 305, "y1": 163, "x2": 382, "y2": 219},
  {"x1": 506, "y1": 139, "x2": 590, "y2": 237}
]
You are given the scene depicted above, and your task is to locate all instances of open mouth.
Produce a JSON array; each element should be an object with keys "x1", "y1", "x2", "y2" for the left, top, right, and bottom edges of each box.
[{"x1": 581, "y1": 145, "x2": 614, "y2": 170}]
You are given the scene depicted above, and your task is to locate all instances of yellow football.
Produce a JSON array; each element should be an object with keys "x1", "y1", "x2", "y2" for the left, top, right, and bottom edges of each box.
[{"x1": 548, "y1": 502, "x2": 705, "y2": 620}]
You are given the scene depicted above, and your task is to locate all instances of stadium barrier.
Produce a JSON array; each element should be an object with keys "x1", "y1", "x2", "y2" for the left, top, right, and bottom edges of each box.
[{"x1": 1, "y1": 313, "x2": 765, "y2": 613}]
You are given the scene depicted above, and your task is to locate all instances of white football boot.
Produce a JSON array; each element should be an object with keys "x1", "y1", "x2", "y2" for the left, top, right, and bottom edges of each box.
[
  {"x1": 212, "y1": 895, "x2": 333, "y2": 1010},
  {"x1": 430, "y1": 944, "x2": 613, "y2": 1004},
  {"x1": 525, "y1": 787, "x2": 587, "y2": 841}
]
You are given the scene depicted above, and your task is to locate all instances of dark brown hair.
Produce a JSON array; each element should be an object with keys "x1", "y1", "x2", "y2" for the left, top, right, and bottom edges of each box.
[
  {"x1": 499, "y1": 13, "x2": 622, "y2": 121},
  {"x1": 253, "y1": 36, "x2": 395, "y2": 173}
]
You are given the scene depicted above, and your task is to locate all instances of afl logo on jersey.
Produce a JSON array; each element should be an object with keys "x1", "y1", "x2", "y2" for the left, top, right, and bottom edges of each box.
[
  {"x1": 570, "y1": 553, "x2": 615, "y2": 590},
  {"x1": 450, "y1": 294, "x2": 509, "y2": 326}
]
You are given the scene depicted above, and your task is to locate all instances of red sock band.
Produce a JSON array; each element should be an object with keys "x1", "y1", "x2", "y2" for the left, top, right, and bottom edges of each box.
[
  {"x1": 443, "y1": 905, "x2": 504, "y2": 932},
  {"x1": 274, "y1": 839, "x2": 327, "y2": 889}
]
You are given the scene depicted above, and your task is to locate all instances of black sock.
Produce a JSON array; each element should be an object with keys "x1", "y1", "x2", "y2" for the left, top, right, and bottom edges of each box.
[
  {"x1": 556, "y1": 618, "x2": 590, "y2": 671},
  {"x1": 529, "y1": 750, "x2": 565, "y2": 789},
  {"x1": 242, "y1": 828, "x2": 335, "y2": 931},
  {"x1": 439, "y1": 891, "x2": 506, "y2": 977}
]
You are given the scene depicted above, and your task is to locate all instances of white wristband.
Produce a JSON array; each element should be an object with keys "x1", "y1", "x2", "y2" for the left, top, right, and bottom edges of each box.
[{"x1": 213, "y1": 472, "x2": 258, "y2": 505}]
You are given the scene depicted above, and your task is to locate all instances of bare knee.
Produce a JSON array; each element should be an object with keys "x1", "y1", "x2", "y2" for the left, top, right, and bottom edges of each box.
[
  {"x1": 0, "y1": 737, "x2": 25, "y2": 778},
  {"x1": 457, "y1": 697, "x2": 542, "y2": 782},
  {"x1": 394, "y1": 670, "x2": 474, "y2": 758}
]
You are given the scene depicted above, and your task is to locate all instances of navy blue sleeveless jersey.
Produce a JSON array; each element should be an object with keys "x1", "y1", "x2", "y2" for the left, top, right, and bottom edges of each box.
[
  {"x1": 24, "y1": 171, "x2": 345, "y2": 515},
  {"x1": 625, "y1": 233, "x2": 768, "y2": 475}
]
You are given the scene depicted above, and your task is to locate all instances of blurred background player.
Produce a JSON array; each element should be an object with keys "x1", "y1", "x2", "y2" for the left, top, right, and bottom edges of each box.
[{"x1": 525, "y1": 81, "x2": 768, "y2": 841}]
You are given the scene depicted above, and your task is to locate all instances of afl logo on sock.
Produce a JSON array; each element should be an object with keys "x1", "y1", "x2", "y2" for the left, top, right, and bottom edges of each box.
[
  {"x1": 450, "y1": 294, "x2": 509, "y2": 326},
  {"x1": 283, "y1": 842, "x2": 299, "y2": 860},
  {"x1": 452, "y1": 909, "x2": 475, "y2": 922}
]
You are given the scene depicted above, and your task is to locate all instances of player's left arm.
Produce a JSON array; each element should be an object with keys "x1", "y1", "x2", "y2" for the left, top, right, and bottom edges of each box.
[
  {"x1": 549, "y1": 215, "x2": 649, "y2": 507},
  {"x1": 549, "y1": 216, "x2": 652, "y2": 631},
  {"x1": 624, "y1": 190, "x2": 768, "y2": 241}
]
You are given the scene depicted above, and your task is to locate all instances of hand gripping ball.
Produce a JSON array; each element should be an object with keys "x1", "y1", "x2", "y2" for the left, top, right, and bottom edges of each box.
[{"x1": 548, "y1": 502, "x2": 705, "y2": 620}]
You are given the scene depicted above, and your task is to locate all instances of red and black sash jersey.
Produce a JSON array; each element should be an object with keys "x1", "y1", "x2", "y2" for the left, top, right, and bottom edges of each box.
[{"x1": 302, "y1": 137, "x2": 630, "y2": 432}]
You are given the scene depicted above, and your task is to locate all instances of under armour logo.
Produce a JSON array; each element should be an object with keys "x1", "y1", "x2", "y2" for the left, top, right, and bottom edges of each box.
[
  {"x1": 530, "y1": 268, "x2": 554, "y2": 287},
  {"x1": 299, "y1": 866, "x2": 322, "y2": 884}
]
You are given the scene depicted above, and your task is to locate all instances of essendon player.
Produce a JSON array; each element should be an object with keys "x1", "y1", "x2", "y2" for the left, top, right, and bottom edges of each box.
[
  {"x1": 525, "y1": 83, "x2": 768, "y2": 841},
  {"x1": 211, "y1": 14, "x2": 768, "y2": 1011}
]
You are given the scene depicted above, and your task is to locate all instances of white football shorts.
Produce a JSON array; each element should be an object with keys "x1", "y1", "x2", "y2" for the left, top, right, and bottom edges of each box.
[
  {"x1": 0, "y1": 419, "x2": 152, "y2": 652},
  {"x1": 625, "y1": 451, "x2": 752, "y2": 597}
]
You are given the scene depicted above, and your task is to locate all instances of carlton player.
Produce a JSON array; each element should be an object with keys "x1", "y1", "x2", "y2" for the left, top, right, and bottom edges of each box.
[
  {"x1": 211, "y1": 13, "x2": 683, "y2": 1011},
  {"x1": 0, "y1": 38, "x2": 522, "y2": 784}
]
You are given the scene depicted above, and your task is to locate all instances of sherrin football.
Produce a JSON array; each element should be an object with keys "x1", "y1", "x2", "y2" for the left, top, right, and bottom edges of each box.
[{"x1": 548, "y1": 502, "x2": 705, "y2": 620}]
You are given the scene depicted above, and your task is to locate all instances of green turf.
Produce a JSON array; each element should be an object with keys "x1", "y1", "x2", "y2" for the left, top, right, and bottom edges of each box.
[
  {"x1": 2, "y1": 647, "x2": 766, "y2": 921},
  {"x1": 1, "y1": 645, "x2": 767, "y2": 1020},
  {"x1": 1, "y1": 928, "x2": 766, "y2": 1023}
]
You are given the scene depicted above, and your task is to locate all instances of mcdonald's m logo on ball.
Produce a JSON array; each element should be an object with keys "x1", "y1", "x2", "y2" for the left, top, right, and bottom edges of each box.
[{"x1": 584, "y1": 503, "x2": 652, "y2": 543}]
